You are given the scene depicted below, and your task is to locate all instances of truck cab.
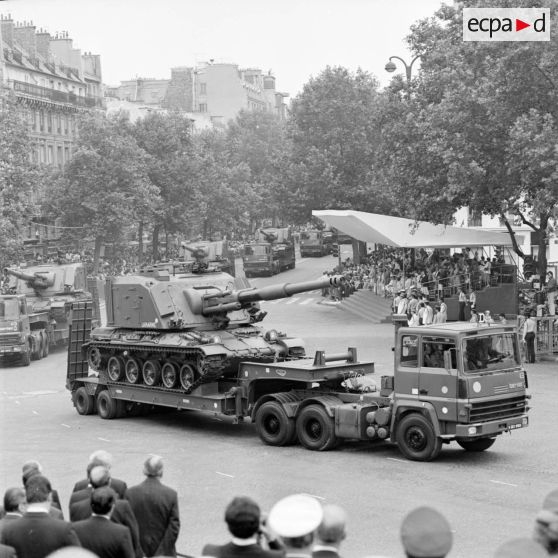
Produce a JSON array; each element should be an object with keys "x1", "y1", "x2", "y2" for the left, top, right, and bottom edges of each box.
[{"x1": 0, "y1": 295, "x2": 33, "y2": 365}]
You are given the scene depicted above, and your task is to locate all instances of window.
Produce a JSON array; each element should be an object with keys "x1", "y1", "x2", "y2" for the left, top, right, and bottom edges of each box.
[
  {"x1": 39, "y1": 111, "x2": 45, "y2": 132},
  {"x1": 47, "y1": 113, "x2": 52, "y2": 133},
  {"x1": 200, "y1": 83, "x2": 207, "y2": 94},
  {"x1": 400, "y1": 335, "x2": 418, "y2": 367},
  {"x1": 57, "y1": 114, "x2": 61, "y2": 134},
  {"x1": 422, "y1": 338, "x2": 455, "y2": 368},
  {"x1": 47, "y1": 145, "x2": 53, "y2": 164},
  {"x1": 199, "y1": 103, "x2": 207, "y2": 113},
  {"x1": 57, "y1": 146, "x2": 63, "y2": 166},
  {"x1": 64, "y1": 116, "x2": 68, "y2": 135},
  {"x1": 64, "y1": 147, "x2": 70, "y2": 161},
  {"x1": 463, "y1": 334, "x2": 519, "y2": 373}
]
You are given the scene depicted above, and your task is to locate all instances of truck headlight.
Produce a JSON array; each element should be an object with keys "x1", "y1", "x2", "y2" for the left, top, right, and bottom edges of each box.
[{"x1": 468, "y1": 426, "x2": 477, "y2": 435}]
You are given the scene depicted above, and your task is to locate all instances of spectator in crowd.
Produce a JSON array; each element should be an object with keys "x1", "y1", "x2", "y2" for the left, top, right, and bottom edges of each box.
[
  {"x1": 72, "y1": 486, "x2": 134, "y2": 558},
  {"x1": 312, "y1": 504, "x2": 347, "y2": 558},
  {"x1": 22, "y1": 461, "x2": 63, "y2": 516},
  {"x1": 498, "y1": 313, "x2": 507, "y2": 325},
  {"x1": 484, "y1": 310, "x2": 494, "y2": 324},
  {"x1": 201, "y1": 496, "x2": 283, "y2": 558},
  {"x1": 73, "y1": 451, "x2": 127, "y2": 500},
  {"x1": 533, "y1": 489, "x2": 558, "y2": 555},
  {"x1": 423, "y1": 301, "x2": 434, "y2": 325},
  {"x1": 470, "y1": 309, "x2": 479, "y2": 324},
  {"x1": 494, "y1": 538, "x2": 548, "y2": 557},
  {"x1": 469, "y1": 289, "x2": 477, "y2": 312},
  {"x1": 400, "y1": 506, "x2": 452, "y2": 558},
  {"x1": 268, "y1": 494, "x2": 323, "y2": 558},
  {"x1": 458, "y1": 288, "x2": 467, "y2": 321},
  {"x1": 70, "y1": 467, "x2": 141, "y2": 558},
  {"x1": 125, "y1": 455, "x2": 180, "y2": 558},
  {"x1": 0, "y1": 475, "x2": 80, "y2": 558},
  {"x1": 546, "y1": 271, "x2": 557, "y2": 316},
  {"x1": 0, "y1": 488, "x2": 25, "y2": 538},
  {"x1": 397, "y1": 293, "x2": 408, "y2": 315},
  {"x1": 522, "y1": 311, "x2": 537, "y2": 364}
]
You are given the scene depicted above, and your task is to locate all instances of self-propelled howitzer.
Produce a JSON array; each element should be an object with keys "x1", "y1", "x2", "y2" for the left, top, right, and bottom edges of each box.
[{"x1": 86, "y1": 271, "x2": 343, "y2": 393}]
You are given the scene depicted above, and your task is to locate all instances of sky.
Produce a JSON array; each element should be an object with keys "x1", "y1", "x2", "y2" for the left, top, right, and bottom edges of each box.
[{"x1": 1, "y1": 0, "x2": 445, "y2": 98}]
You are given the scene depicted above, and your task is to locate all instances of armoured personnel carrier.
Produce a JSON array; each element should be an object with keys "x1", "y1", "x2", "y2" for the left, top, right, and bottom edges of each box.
[
  {"x1": 85, "y1": 264, "x2": 342, "y2": 393},
  {"x1": 1, "y1": 263, "x2": 91, "y2": 363}
]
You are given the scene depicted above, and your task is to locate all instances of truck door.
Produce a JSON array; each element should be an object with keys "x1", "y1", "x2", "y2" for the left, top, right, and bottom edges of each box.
[{"x1": 419, "y1": 336, "x2": 458, "y2": 422}]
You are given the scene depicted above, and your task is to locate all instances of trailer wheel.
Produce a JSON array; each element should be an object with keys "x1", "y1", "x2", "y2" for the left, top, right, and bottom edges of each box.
[
  {"x1": 162, "y1": 362, "x2": 178, "y2": 389},
  {"x1": 179, "y1": 363, "x2": 197, "y2": 390},
  {"x1": 87, "y1": 346, "x2": 104, "y2": 372},
  {"x1": 107, "y1": 356, "x2": 125, "y2": 382},
  {"x1": 73, "y1": 387, "x2": 96, "y2": 415},
  {"x1": 97, "y1": 390, "x2": 119, "y2": 419},
  {"x1": 296, "y1": 405, "x2": 337, "y2": 451},
  {"x1": 255, "y1": 401, "x2": 296, "y2": 446},
  {"x1": 456, "y1": 438, "x2": 496, "y2": 452},
  {"x1": 396, "y1": 413, "x2": 442, "y2": 461},
  {"x1": 125, "y1": 358, "x2": 142, "y2": 384},
  {"x1": 143, "y1": 360, "x2": 162, "y2": 386}
]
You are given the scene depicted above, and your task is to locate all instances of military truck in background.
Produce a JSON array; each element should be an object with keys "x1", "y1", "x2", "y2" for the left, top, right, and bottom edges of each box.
[
  {"x1": 179, "y1": 240, "x2": 235, "y2": 276},
  {"x1": 242, "y1": 228, "x2": 296, "y2": 277},
  {"x1": 300, "y1": 229, "x2": 334, "y2": 257},
  {"x1": 0, "y1": 263, "x2": 92, "y2": 365}
]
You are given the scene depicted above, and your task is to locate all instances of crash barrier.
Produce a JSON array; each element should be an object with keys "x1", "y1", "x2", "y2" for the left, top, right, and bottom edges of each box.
[{"x1": 534, "y1": 316, "x2": 558, "y2": 356}]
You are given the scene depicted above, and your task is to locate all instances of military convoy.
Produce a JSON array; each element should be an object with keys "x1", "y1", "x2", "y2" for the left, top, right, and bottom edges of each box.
[
  {"x1": 300, "y1": 229, "x2": 334, "y2": 257},
  {"x1": 66, "y1": 252, "x2": 529, "y2": 460},
  {"x1": 242, "y1": 228, "x2": 295, "y2": 277},
  {"x1": 0, "y1": 263, "x2": 92, "y2": 365}
]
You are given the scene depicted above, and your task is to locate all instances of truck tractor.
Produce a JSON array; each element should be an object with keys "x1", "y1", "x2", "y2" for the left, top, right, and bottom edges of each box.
[{"x1": 242, "y1": 228, "x2": 295, "y2": 277}]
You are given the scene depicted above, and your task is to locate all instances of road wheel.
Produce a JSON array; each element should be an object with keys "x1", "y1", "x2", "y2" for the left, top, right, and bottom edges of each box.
[
  {"x1": 456, "y1": 438, "x2": 496, "y2": 452},
  {"x1": 125, "y1": 357, "x2": 142, "y2": 384},
  {"x1": 179, "y1": 363, "x2": 197, "y2": 390},
  {"x1": 41, "y1": 331, "x2": 50, "y2": 358},
  {"x1": 73, "y1": 386, "x2": 96, "y2": 415},
  {"x1": 396, "y1": 413, "x2": 442, "y2": 462},
  {"x1": 162, "y1": 362, "x2": 178, "y2": 388},
  {"x1": 143, "y1": 360, "x2": 162, "y2": 386},
  {"x1": 107, "y1": 356, "x2": 125, "y2": 382},
  {"x1": 97, "y1": 390, "x2": 119, "y2": 419},
  {"x1": 296, "y1": 404, "x2": 337, "y2": 451},
  {"x1": 255, "y1": 401, "x2": 297, "y2": 446},
  {"x1": 87, "y1": 346, "x2": 104, "y2": 371},
  {"x1": 31, "y1": 335, "x2": 41, "y2": 360}
]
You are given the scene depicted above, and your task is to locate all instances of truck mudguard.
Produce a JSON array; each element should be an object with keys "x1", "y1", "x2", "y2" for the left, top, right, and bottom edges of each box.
[{"x1": 392, "y1": 399, "x2": 442, "y2": 439}]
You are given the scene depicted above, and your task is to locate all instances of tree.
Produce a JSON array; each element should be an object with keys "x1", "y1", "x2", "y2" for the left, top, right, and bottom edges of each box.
[
  {"x1": 0, "y1": 91, "x2": 41, "y2": 266},
  {"x1": 50, "y1": 112, "x2": 160, "y2": 272}
]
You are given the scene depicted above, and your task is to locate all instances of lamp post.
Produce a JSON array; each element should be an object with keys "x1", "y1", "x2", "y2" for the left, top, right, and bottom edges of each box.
[{"x1": 385, "y1": 55, "x2": 421, "y2": 97}]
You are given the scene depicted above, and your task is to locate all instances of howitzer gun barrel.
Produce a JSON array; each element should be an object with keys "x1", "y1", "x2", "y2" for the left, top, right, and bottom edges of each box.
[{"x1": 3, "y1": 268, "x2": 53, "y2": 288}]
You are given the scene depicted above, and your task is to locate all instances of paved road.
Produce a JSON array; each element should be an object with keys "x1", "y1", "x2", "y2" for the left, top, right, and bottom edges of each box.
[{"x1": 1, "y1": 254, "x2": 558, "y2": 558}]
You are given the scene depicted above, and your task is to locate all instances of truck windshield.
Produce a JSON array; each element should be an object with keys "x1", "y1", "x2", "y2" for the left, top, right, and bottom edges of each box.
[
  {"x1": 303, "y1": 232, "x2": 320, "y2": 242},
  {"x1": 248, "y1": 245, "x2": 269, "y2": 256},
  {"x1": 0, "y1": 298, "x2": 20, "y2": 320},
  {"x1": 462, "y1": 333, "x2": 520, "y2": 373}
]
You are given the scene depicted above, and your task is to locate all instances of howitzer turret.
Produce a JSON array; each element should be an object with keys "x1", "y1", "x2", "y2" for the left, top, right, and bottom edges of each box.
[
  {"x1": 4, "y1": 268, "x2": 54, "y2": 290},
  {"x1": 86, "y1": 271, "x2": 343, "y2": 393}
]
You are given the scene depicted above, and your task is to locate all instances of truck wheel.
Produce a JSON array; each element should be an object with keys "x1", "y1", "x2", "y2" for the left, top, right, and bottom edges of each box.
[
  {"x1": 107, "y1": 356, "x2": 125, "y2": 382},
  {"x1": 97, "y1": 390, "x2": 119, "y2": 419},
  {"x1": 21, "y1": 348, "x2": 31, "y2": 367},
  {"x1": 456, "y1": 438, "x2": 496, "y2": 452},
  {"x1": 73, "y1": 387, "x2": 96, "y2": 415},
  {"x1": 31, "y1": 336, "x2": 41, "y2": 360},
  {"x1": 255, "y1": 401, "x2": 297, "y2": 446},
  {"x1": 396, "y1": 414, "x2": 442, "y2": 461},
  {"x1": 161, "y1": 362, "x2": 178, "y2": 389},
  {"x1": 41, "y1": 331, "x2": 50, "y2": 358},
  {"x1": 125, "y1": 358, "x2": 142, "y2": 384},
  {"x1": 143, "y1": 360, "x2": 162, "y2": 386},
  {"x1": 296, "y1": 404, "x2": 337, "y2": 451}
]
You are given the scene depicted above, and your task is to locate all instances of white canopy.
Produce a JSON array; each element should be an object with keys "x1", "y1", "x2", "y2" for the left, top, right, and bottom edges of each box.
[{"x1": 312, "y1": 210, "x2": 512, "y2": 248}]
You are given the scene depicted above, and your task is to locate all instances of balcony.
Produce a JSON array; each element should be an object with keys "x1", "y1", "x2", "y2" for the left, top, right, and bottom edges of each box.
[{"x1": 9, "y1": 80, "x2": 105, "y2": 109}]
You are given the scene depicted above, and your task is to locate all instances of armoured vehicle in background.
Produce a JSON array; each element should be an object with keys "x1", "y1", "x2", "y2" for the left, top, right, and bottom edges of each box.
[
  {"x1": 180, "y1": 240, "x2": 235, "y2": 276},
  {"x1": 83, "y1": 264, "x2": 342, "y2": 392},
  {"x1": 300, "y1": 229, "x2": 334, "y2": 257},
  {"x1": 242, "y1": 228, "x2": 295, "y2": 277},
  {"x1": 0, "y1": 263, "x2": 91, "y2": 365}
]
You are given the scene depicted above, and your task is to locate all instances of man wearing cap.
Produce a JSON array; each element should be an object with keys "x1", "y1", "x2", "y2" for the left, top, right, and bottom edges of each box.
[
  {"x1": 268, "y1": 494, "x2": 323, "y2": 558},
  {"x1": 202, "y1": 496, "x2": 284, "y2": 558},
  {"x1": 73, "y1": 451, "x2": 127, "y2": 500},
  {"x1": 533, "y1": 489, "x2": 558, "y2": 554},
  {"x1": 400, "y1": 506, "x2": 452, "y2": 558},
  {"x1": 125, "y1": 455, "x2": 180, "y2": 557},
  {"x1": 312, "y1": 504, "x2": 347, "y2": 558}
]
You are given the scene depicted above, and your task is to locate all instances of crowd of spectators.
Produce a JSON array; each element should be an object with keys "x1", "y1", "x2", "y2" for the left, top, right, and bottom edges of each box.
[{"x1": 1, "y1": 451, "x2": 557, "y2": 558}]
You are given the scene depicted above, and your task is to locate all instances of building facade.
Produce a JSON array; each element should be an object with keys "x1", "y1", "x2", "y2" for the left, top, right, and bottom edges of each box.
[
  {"x1": 107, "y1": 62, "x2": 288, "y2": 126},
  {"x1": 0, "y1": 15, "x2": 104, "y2": 167}
]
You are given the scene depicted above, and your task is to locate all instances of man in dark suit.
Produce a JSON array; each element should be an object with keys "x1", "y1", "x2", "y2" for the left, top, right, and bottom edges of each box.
[
  {"x1": 125, "y1": 455, "x2": 180, "y2": 557},
  {"x1": 312, "y1": 505, "x2": 347, "y2": 558},
  {"x1": 70, "y1": 466, "x2": 142, "y2": 558},
  {"x1": 0, "y1": 488, "x2": 25, "y2": 538},
  {"x1": 72, "y1": 486, "x2": 134, "y2": 558},
  {"x1": 0, "y1": 544, "x2": 16, "y2": 558},
  {"x1": 0, "y1": 475, "x2": 80, "y2": 558},
  {"x1": 22, "y1": 461, "x2": 63, "y2": 518},
  {"x1": 73, "y1": 450, "x2": 127, "y2": 500},
  {"x1": 202, "y1": 496, "x2": 284, "y2": 558}
]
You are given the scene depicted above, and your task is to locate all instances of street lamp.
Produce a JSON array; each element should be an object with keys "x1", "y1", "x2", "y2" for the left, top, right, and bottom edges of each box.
[{"x1": 385, "y1": 55, "x2": 421, "y2": 96}]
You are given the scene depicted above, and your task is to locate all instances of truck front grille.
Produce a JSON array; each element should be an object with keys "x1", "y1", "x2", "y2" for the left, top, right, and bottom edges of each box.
[
  {"x1": 469, "y1": 396, "x2": 527, "y2": 423},
  {"x1": 0, "y1": 334, "x2": 21, "y2": 345}
]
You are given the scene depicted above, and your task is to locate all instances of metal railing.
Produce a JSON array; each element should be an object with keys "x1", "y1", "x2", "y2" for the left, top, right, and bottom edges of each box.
[{"x1": 9, "y1": 80, "x2": 104, "y2": 108}]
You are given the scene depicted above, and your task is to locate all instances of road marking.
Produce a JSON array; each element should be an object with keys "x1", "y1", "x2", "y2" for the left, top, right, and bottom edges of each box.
[
  {"x1": 216, "y1": 471, "x2": 234, "y2": 478},
  {"x1": 286, "y1": 298, "x2": 300, "y2": 305},
  {"x1": 97, "y1": 437, "x2": 110, "y2": 442},
  {"x1": 14, "y1": 400, "x2": 20, "y2": 405},
  {"x1": 300, "y1": 298, "x2": 314, "y2": 305},
  {"x1": 302, "y1": 492, "x2": 325, "y2": 500},
  {"x1": 61, "y1": 424, "x2": 71, "y2": 428},
  {"x1": 489, "y1": 480, "x2": 518, "y2": 487},
  {"x1": 32, "y1": 410, "x2": 39, "y2": 415},
  {"x1": 386, "y1": 457, "x2": 409, "y2": 464}
]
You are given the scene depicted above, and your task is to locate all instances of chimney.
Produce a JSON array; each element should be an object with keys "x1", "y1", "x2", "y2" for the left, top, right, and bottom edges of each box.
[
  {"x1": 0, "y1": 14, "x2": 14, "y2": 47},
  {"x1": 13, "y1": 21, "x2": 37, "y2": 58},
  {"x1": 36, "y1": 29, "x2": 51, "y2": 60}
]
